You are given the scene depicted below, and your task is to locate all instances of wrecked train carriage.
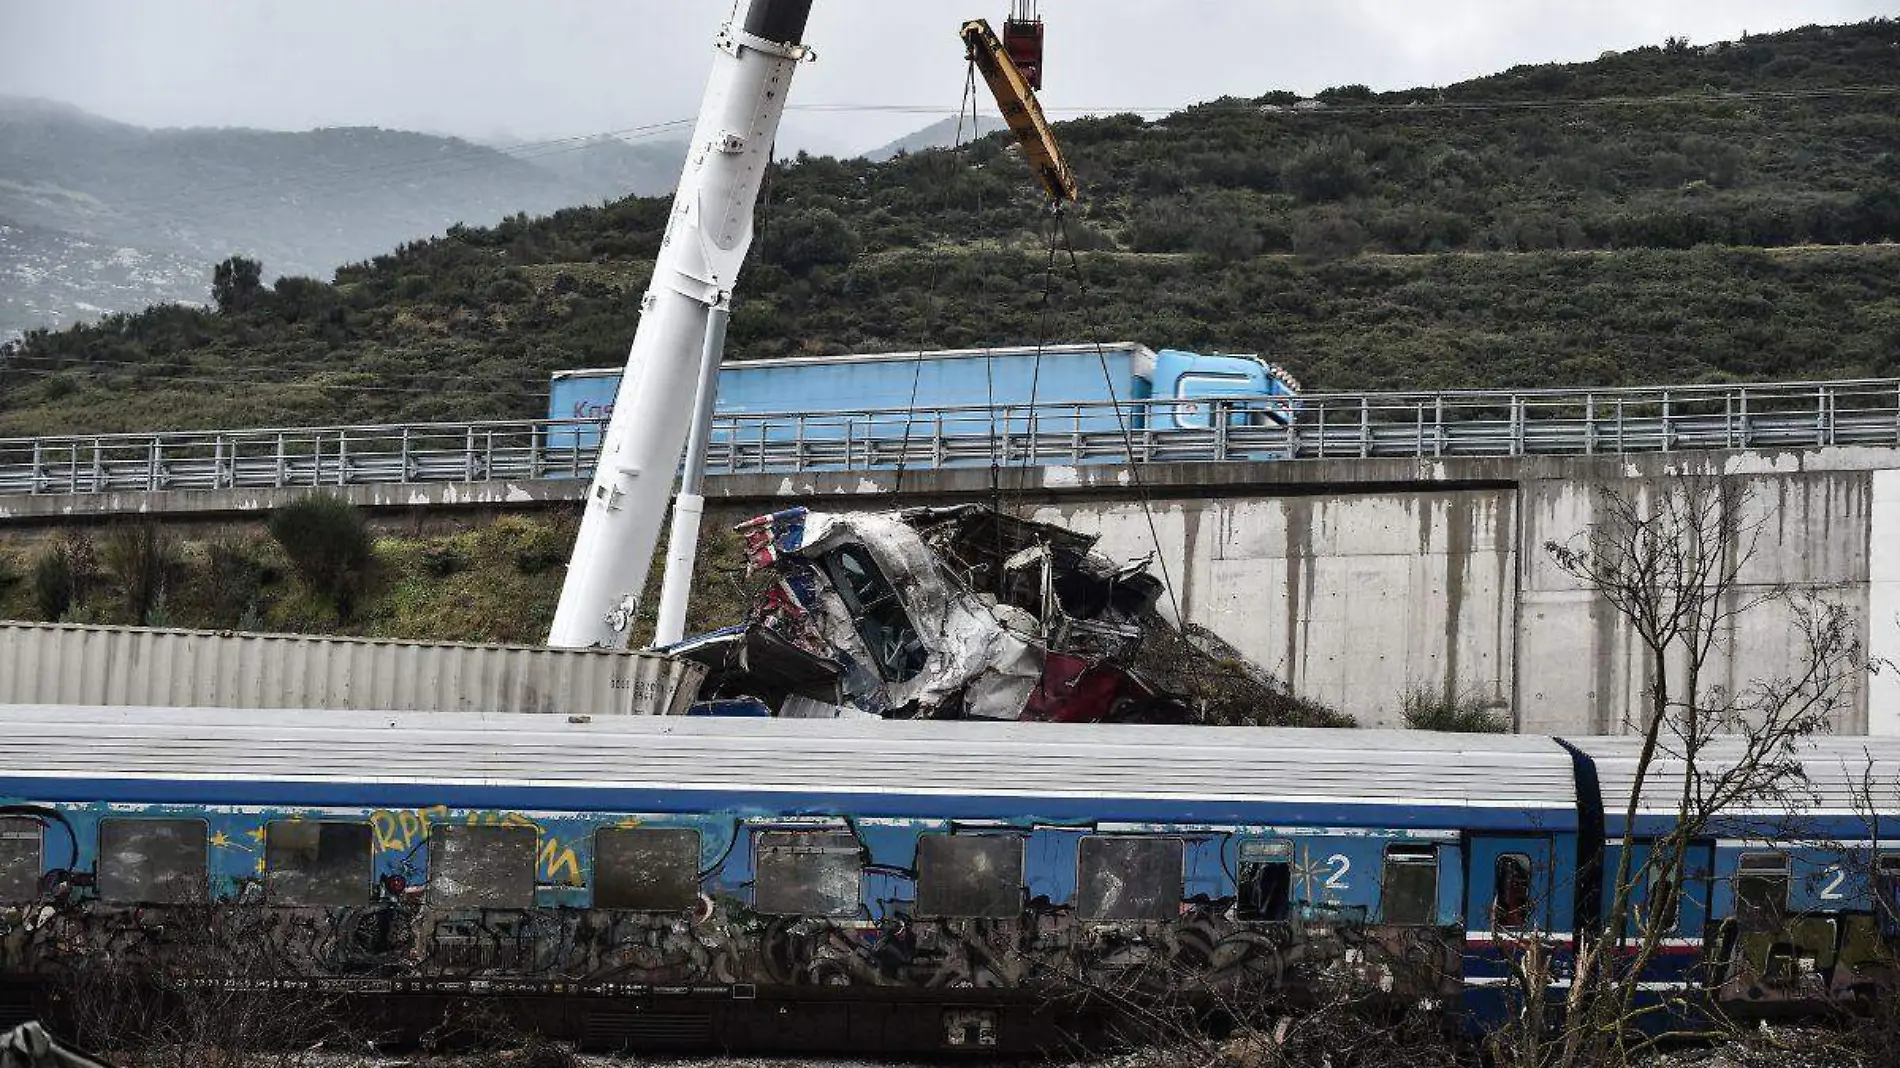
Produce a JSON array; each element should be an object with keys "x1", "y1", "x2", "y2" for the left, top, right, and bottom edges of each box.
[{"x1": 730, "y1": 505, "x2": 1184, "y2": 723}]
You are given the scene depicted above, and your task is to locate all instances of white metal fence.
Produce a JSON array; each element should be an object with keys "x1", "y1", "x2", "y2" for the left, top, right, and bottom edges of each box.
[{"x1": 2, "y1": 379, "x2": 1896, "y2": 498}]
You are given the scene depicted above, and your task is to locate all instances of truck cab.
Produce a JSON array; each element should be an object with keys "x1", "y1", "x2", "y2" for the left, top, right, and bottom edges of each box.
[{"x1": 1151, "y1": 349, "x2": 1302, "y2": 430}]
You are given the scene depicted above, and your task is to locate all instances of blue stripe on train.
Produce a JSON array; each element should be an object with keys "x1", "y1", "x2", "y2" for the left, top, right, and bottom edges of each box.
[{"x1": 0, "y1": 775, "x2": 1578, "y2": 832}]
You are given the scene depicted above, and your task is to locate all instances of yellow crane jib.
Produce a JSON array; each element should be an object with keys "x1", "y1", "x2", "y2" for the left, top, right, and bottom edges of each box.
[{"x1": 959, "y1": 18, "x2": 1079, "y2": 204}]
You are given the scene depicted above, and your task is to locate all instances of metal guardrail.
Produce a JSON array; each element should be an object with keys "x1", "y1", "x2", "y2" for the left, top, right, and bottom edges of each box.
[{"x1": 1, "y1": 379, "x2": 1897, "y2": 498}]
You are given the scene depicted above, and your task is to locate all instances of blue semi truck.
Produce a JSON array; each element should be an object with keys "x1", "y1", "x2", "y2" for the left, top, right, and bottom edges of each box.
[{"x1": 548, "y1": 342, "x2": 1301, "y2": 464}]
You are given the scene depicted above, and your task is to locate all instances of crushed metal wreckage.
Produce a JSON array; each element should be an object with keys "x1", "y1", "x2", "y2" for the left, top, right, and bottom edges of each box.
[{"x1": 690, "y1": 503, "x2": 1262, "y2": 724}]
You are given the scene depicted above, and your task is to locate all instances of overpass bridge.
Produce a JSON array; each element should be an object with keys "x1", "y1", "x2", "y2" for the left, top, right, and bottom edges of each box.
[
  {"x1": 2, "y1": 378, "x2": 1896, "y2": 514},
  {"x1": 1, "y1": 377, "x2": 1897, "y2": 738}
]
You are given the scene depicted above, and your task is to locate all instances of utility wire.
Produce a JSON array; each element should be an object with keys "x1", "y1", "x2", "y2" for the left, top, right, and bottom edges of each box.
[
  {"x1": 1056, "y1": 212, "x2": 1187, "y2": 632},
  {"x1": 893, "y1": 62, "x2": 984, "y2": 495},
  {"x1": 792, "y1": 84, "x2": 1900, "y2": 117}
]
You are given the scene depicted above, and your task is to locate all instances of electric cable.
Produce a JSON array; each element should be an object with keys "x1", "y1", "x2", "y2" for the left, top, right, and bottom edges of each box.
[
  {"x1": 1054, "y1": 212, "x2": 1188, "y2": 632},
  {"x1": 893, "y1": 61, "x2": 983, "y2": 496}
]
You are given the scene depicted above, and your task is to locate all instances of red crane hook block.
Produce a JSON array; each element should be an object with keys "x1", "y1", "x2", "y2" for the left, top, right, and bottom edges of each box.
[{"x1": 1003, "y1": 12, "x2": 1045, "y2": 91}]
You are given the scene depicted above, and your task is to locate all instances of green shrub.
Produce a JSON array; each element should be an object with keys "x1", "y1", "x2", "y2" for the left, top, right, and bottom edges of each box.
[
  {"x1": 202, "y1": 534, "x2": 268, "y2": 628},
  {"x1": 1401, "y1": 688, "x2": 1510, "y2": 733},
  {"x1": 100, "y1": 522, "x2": 178, "y2": 625},
  {"x1": 1293, "y1": 208, "x2": 1369, "y2": 261},
  {"x1": 1284, "y1": 135, "x2": 1373, "y2": 203},
  {"x1": 762, "y1": 207, "x2": 860, "y2": 275},
  {"x1": 420, "y1": 540, "x2": 472, "y2": 578},
  {"x1": 483, "y1": 516, "x2": 572, "y2": 576},
  {"x1": 267, "y1": 494, "x2": 375, "y2": 620},
  {"x1": 33, "y1": 531, "x2": 96, "y2": 622}
]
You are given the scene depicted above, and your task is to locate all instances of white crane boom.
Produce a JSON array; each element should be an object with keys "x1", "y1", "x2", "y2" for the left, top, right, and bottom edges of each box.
[{"x1": 548, "y1": 0, "x2": 814, "y2": 650}]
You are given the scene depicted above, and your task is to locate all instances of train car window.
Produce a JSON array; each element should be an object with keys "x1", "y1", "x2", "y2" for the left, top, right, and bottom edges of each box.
[
  {"x1": 1237, "y1": 840, "x2": 1293, "y2": 921},
  {"x1": 1493, "y1": 853, "x2": 1534, "y2": 929},
  {"x1": 594, "y1": 827, "x2": 702, "y2": 911},
  {"x1": 1735, "y1": 853, "x2": 1789, "y2": 933},
  {"x1": 0, "y1": 819, "x2": 42, "y2": 903},
  {"x1": 1641, "y1": 863, "x2": 1681, "y2": 934},
  {"x1": 822, "y1": 545, "x2": 928, "y2": 684},
  {"x1": 1877, "y1": 856, "x2": 1900, "y2": 931},
  {"x1": 428, "y1": 824, "x2": 536, "y2": 909},
  {"x1": 1077, "y1": 837, "x2": 1183, "y2": 921},
  {"x1": 916, "y1": 834, "x2": 1024, "y2": 918},
  {"x1": 265, "y1": 821, "x2": 372, "y2": 907},
  {"x1": 1381, "y1": 844, "x2": 1439, "y2": 926},
  {"x1": 755, "y1": 830, "x2": 862, "y2": 917},
  {"x1": 97, "y1": 818, "x2": 207, "y2": 904}
]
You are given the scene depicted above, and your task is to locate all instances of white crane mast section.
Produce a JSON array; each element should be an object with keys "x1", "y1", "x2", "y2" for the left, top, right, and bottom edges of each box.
[{"x1": 549, "y1": 1, "x2": 812, "y2": 650}]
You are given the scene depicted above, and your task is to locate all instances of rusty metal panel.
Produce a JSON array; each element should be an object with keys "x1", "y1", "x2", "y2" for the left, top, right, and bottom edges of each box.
[{"x1": 0, "y1": 623, "x2": 705, "y2": 718}]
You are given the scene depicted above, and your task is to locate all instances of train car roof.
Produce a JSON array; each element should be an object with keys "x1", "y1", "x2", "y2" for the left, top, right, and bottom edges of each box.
[
  {"x1": 0, "y1": 706, "x2": 1579, "y2": 828},
  {"x1": 1568, "y1": 735, "x2": 1900, "y2": 823}
]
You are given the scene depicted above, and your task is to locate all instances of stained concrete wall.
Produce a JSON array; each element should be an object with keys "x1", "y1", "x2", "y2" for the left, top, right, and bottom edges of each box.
[
  {"x1": 1517, "y1": 466, "x2": 1874, "y2": 736},
  {"x1": 1028, "y1": 459, "x2": 1883, "y2": 734},
  {"x1": 1027, "y1": 492, "x2": 1518, "y2": 729}
]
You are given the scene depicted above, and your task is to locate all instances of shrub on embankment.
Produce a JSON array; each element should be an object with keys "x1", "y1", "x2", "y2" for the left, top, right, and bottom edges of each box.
[{"x1": 0, "y1": 505, "x2": 754, "y2": 648}]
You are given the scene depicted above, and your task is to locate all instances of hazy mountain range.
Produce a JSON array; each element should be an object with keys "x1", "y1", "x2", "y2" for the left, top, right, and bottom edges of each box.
[
  {"x1": 864, "y1": 110, "x2": 1005, "y2": 162},
  {"x1": 0, "y1": 96, "x2": 686, "y2": 340}
]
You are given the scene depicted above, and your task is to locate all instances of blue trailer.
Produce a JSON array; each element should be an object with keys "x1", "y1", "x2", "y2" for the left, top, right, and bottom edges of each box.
[{"x1": 547, "y1": 343, "x2": 1300, "y2": 465}]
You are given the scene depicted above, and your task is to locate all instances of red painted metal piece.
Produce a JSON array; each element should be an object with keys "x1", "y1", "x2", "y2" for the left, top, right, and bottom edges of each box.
[
  {"x1": 1024, "y1": 653, "x2": 1155, "y2": 723},
  {"x1": 1003, "y1": 18, "x2": 1045, "y2": 91}
]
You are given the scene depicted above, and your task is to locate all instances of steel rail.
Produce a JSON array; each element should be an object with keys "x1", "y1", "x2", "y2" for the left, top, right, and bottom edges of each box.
[{"x1": 2, "y1": 378, "x2": 1897, "y2": 498}]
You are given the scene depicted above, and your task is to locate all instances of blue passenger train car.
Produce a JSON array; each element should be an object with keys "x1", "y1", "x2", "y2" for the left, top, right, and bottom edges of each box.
[
  {"x1": 547, "y1": 343, "x2": 1302, "y2": 465},
  {"x1": 0, "y1": 709, "x2": 1563, "y2": 1052},
  {"x1": 1573, "y1": 737, "x2": 1900, "y2": 1011},
  {"x1": 3, "y1": 708, "x2": 1897, "y2": 1053}
]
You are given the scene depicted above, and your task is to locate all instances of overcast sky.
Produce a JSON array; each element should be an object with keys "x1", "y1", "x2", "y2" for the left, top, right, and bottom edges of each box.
[{"x1": 2, "y1": 1, "x2": 1894, "y2": 156}]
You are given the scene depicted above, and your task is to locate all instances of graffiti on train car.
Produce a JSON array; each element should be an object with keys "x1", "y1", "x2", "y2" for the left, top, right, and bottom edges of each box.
[
  {"x1": 13, "y1": 800, "x2": 1900, "y2": 1033},
  {"x1": 365, "y1": 806, "x2": 586, "y2": 886},
  {"x1": 1, "y1": 895, "x2": 1457, "y2": 1006},
  {"x1": 0, "y1": 805, "x2": 1465, "y2": 1011}
]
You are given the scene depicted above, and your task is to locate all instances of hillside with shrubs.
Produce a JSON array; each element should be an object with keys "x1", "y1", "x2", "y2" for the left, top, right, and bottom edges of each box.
[
  {"x1": 0, "y1": 503, "x2": 753, "y2": 648},
  {"x1": 1, "y1": 19, "x2": 1897, "y2": 435}
]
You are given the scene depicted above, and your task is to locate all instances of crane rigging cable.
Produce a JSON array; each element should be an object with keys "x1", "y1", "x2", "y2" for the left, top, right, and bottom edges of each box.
[
  {"x1": 891, "y1": 61, "x2": 984, "y2": 498},
  {"x1": 931, "y1": 8, "x2": 1183, "y2": 627}
]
